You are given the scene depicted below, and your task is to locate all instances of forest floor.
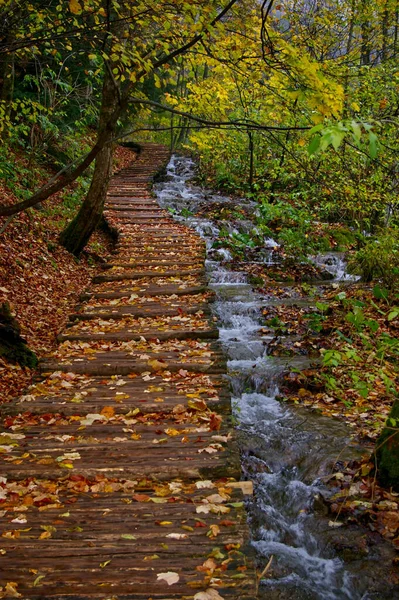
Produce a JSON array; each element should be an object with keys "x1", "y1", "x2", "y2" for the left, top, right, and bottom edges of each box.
[{"x1": 0, "y1": 145, "x2": 136, "y2": 403}]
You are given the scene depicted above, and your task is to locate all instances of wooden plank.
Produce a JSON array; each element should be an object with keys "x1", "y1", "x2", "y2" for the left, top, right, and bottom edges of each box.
[{"x1": 93, "y1": 269, "x2": 205, "y2": 283}]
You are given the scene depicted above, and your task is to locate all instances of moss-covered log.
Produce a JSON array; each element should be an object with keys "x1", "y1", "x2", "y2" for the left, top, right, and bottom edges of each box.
[
  {"x1": 375, "y1": 399, "x2": 399, "y2": 491},
  {"x1": 0, "y1": 302, "x2": 37, "y2": 368}
]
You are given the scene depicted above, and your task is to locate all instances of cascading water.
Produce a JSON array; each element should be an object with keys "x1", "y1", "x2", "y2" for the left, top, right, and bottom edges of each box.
[
  {"x1": 310, "y1": 253, "x2": 359, "y2": 282},
  {"x1": 154, "y1": 156, "x2": 378, "y2": 600}
]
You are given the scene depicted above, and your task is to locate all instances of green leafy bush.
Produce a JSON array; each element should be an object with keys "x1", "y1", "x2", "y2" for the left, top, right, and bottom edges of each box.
[{"x1": 348, "y1": 228, "x2": 399, "y2": 288}]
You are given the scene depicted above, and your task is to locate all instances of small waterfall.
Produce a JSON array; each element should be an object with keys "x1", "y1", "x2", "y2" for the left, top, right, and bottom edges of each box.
[{"x1": 310, "y1": 252, "x2": 359, "y2": 282}]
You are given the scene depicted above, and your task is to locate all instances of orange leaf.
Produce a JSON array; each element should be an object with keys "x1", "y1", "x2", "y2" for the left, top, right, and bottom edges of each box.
[
  {"x1": 132, "y1": 494, "x2": 150, "y2": 502},
  {"x1": 100, "y1": 406, "x2": 115, "y2": 418}
]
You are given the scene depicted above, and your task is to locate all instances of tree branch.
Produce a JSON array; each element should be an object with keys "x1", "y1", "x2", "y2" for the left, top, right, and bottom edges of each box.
[{"x1": 128, "y1": 97, "x2": 311, "y2": 132}]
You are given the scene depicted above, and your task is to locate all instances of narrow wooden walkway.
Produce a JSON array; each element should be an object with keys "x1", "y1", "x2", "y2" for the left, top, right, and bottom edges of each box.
[{"x1": 0, "y1": 144, "x2": 256, "y2": 599}]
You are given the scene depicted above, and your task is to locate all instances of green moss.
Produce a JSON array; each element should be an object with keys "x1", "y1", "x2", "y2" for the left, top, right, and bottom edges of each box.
[
  {"x1": 316, "y1": 236, "x2": 332, "y2": 252},
  {"x1": 375, "y1": 400, "x2": 399, "y2": 491},
  {"x1": 0, "y1": 303, "x2": 38, "y2": 368},
  {"x1": 248, "y1": 275, "x2": 264, "y2": 286},
  {"x1": 330, "y1": 229, "x2": 358, "y2": 249},
  {"x1": 0, "y1": 341, "x2": 38, "y2": 368}
]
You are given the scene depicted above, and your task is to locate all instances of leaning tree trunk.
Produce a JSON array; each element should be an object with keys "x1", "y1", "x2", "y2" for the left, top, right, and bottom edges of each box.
[{"x1": 59, "y1": 68, "x2": 119, "y2": 256}]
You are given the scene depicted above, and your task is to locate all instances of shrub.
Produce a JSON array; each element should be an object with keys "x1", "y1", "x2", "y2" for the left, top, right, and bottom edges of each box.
[{"x1": 348, "y1": 228, "x2": 399, "y2": 288}]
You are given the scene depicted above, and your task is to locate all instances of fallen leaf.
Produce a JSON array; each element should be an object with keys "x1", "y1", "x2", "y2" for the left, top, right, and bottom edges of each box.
[
  {"x1": 195, "y1": 480, "x2": 215, "y2": 489},
  {"x1": 33, "y1": 575, "x2": 46, "y2": 587},
  {"x1": 80, "y1": 414, "x2": 106, "y2": 426},
  {"x1": 3, "y1": 582, "x2": 21, "y2": 598},
  {"x1": 100, "y1": 560, "x2": 111, "y2": 568},
  {"x1": 156, "y1": 571, "x2": 180, "y2": 585},
  {"x1": 148, "y1": 359, "x2": 167, "y2": 371},
  {"x1": 208, "y1": 524, "x2": 220, "y2": 538},
  {"x1": 328, "y1": 520, "x2": 344, "y2": 528},
  {"x1": 100, "y1": 406, "x2": 115, "y2": 418}
]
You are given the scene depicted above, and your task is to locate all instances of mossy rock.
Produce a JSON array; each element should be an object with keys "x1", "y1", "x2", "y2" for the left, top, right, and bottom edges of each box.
[
  {"x1": 316, "y1": 236, "x2": 332, "y2": 252},
  {"x1": 0, "y1": 302, "x2": 38, "y2": 369},
  {"x1": 375, "y1": 400, "x2": 399, "y2": 491},
  {"x1": 331, "y1": 229, "x2": 358, "y2": 249},
  {"x1": 248, "y1": 275, "x2": 264, "y2": 286},
  {"x1": 120, "y1": 141, "x2": 142, "y2": 153}
]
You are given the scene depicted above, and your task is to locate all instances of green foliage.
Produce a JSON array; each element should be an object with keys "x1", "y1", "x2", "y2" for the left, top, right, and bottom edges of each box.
[
  {"x1": 213, "y1": 228, "x2": 257, "y2": 259},
  {"x1": 0, "y1": 146, "x2": 45, "y2": 200},
  {"x1": 307, "y1": 120, "x2": 379, "y2": 159},
  {"x1": 348, "y1": 229, "x2": 399, "y2": 289}
]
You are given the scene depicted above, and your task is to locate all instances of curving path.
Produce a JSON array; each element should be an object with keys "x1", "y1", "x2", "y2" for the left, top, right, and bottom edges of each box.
[{"x1": 0, "y1": 144, "x2": 256, "y2": 599}]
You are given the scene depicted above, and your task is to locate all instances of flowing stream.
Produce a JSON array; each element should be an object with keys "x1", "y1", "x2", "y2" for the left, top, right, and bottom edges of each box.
[{"x1": 154, "y1": 155, "x2": 378, "y2": 600}]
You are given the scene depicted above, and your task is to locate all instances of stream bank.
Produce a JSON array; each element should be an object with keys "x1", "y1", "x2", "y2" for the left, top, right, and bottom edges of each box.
[{"x1": 154, "y1": 154, "x2": 399, "y2": 600}]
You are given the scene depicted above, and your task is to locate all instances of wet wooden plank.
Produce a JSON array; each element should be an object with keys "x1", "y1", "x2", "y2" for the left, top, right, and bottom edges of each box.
[
  {"x1": 93, "y1": 269, "x2": 205, "y2": 283},
  {"x1": 4, "y1": 371, "x2": 231, "y2": 415}
]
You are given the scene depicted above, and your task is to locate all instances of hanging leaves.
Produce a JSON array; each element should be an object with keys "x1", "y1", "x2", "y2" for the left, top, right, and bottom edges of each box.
[{"x1": 69, "y1": 0, "x2": 82, "y2": 14}]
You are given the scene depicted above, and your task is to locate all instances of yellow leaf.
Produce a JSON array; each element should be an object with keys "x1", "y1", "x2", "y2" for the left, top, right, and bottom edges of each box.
[
  {"x1": 69, "y1": 0, "x2": 82, "y2": 14},
  {"x1": 33, "y1": 575, "x2": 46, "y2": 587},
  {"x1": 4, "y1": 582, "x2": 21, "y2": 598},
  {"x1": 100, "y1": 560, "x2": 111, "y2": 568},
  {"x1": 164, "y1": 428, "x2": 180, "y2": 437},
  {"x1": 207, "y1": 524, "x2": 220, "y2": 537},
  {"x1": 148, "y1": 359, "x2": 167, "y2": 371}
]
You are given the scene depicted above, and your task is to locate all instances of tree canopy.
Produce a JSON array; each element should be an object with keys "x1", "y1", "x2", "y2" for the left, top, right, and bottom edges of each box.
[{"x1": 0, "y1": 0, "x2": 398, "y2": 236}]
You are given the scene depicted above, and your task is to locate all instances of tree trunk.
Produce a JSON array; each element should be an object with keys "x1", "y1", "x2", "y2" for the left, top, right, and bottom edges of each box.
[
  {"x1": 381, "y1": 0, "x2": 389, "y2": 61},
  {"x1": 248, "y1": 130, "x2": 254, "y2": 190},
  {"x1": 0, "y1": 32, "x2": 15, "y2": 131},
  {"x1": 59, "y1": 67, "x2": 119, "y2": 256},
  {"x1": 59, "y1": 142, "x2": 114, "y2": 255},
  {"x1": 360, "y1": 0, "x2": 372, "y2": 66}
]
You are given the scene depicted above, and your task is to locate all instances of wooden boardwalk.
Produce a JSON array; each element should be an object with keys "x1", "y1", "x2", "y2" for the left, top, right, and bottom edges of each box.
[{"x1": 0, "y1": 144, "x2": 257, "y2": 599}]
